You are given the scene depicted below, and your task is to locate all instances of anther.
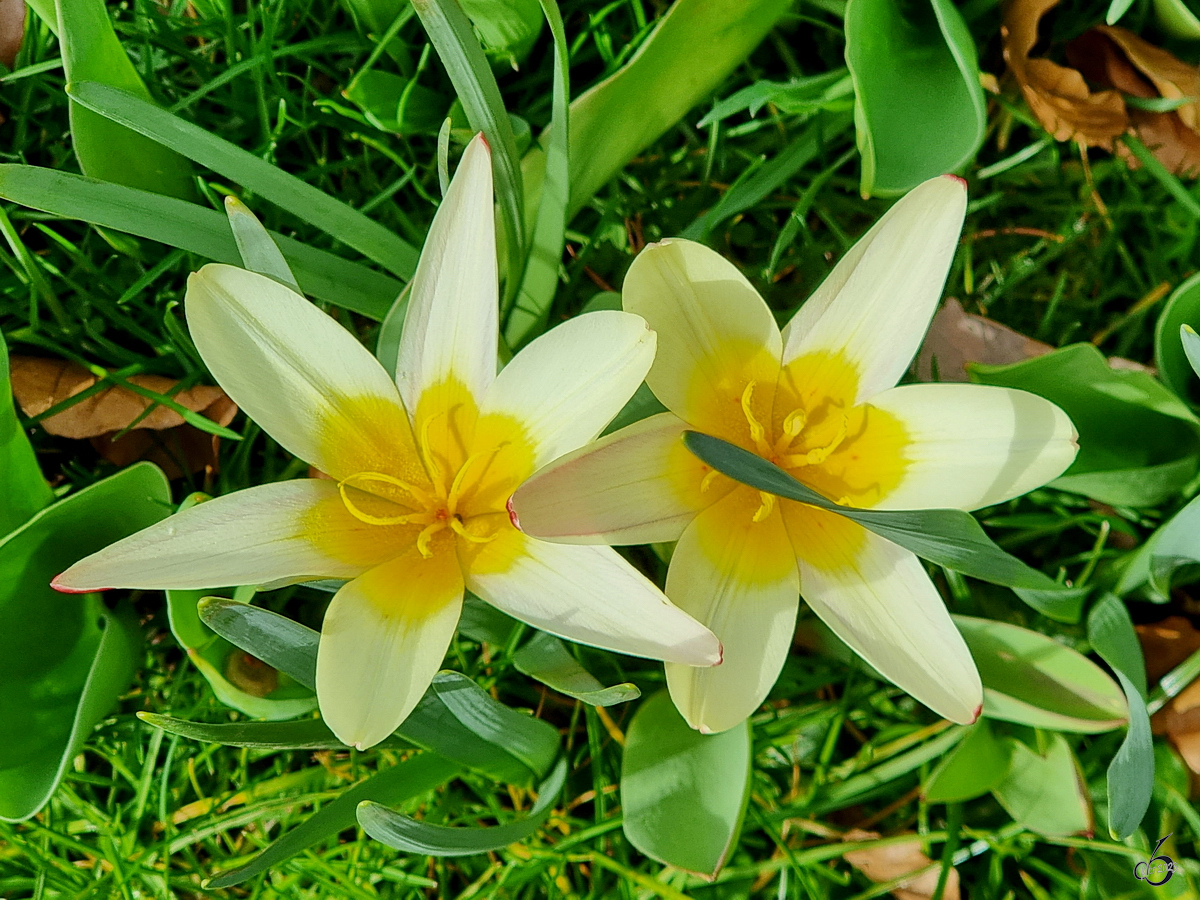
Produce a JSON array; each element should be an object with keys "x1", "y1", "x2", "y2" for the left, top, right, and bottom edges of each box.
[
  {"x1": 740, "y1": 381, "x2": 768, "y2": 448},
  {"x1": 752, "y1": 491, "x2": 776, "y2": 523},
  {"x1": 699, "y1": 469, "x2": 720, "y2": 493},
  {"x1": 450, "y1": 516, "x2": 497, "y2": 544}
]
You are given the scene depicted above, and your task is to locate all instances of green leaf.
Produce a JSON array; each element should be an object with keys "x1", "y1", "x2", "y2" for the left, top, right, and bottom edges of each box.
[
  {"x1": 682, "y1": 432, "x2": 1078, "y2": 617},
  {"x1": 67, "y1": 82, "x2": 419, "y2": 279},
  {"x1": 357, "y1": 755, "x2": 566, "y2": 854},
  {"x1": 992, "y1": 734, "x2": 1092, "y2": 836},
  {"x1": 954, "y1": 616, "x2": 1127, "y2": 733},
  {"x1": 923, "y1": 719, "x2": 1012, "y2": 803},
  {"x1": 529, "y1": 0, "x2": 793, "y2": 219},
  {"x1": 344, "y1": 70, "x2": 451, "y2": 136},
  {"x1": 696, "y1": 70, "x2": 854, "y2": 128},
  {"x1": 1152, "y1": 0, "x2": 1200, "y2": 39},
  {"x1": 210, "y1": 752, "x2": 462, "y2": 888},
  {"x1": 503, "y1": 0, "x2": 570, "y2": 348},
  {"x1": 1087, "y1": 593, "x2": 1154, "y2": 839},
  {"x1": 0, "y1": 165, "x2": 403, "y2": 319},
  {"x1": 198, "y1": 598, "x2": 558, "y2": 785},
  {"x1": 1107, "y1": 0, "x2": 1137, "y2": 25},
  {"x1": 620, "y1": 690, "x2": 751, "y2": 878},
  {"x1": 513, "y1": 632, "x2": 640, "y2": 707},
  {"x1": 1183, "y1": 324, "x2": 1200, "y2": 378},
  {"x1": 0, "y1": 330, "x2": 53, "y2": 534},
  {"x1": 0, "y1": 462, "x2": 171, "y2": 820},
  {"x1": 49, "y1": 0, "x2": 196, "y2": 199},
  {"x1": 1147, "y1": 492, "x2": 1200, "y2": 596},
  {"x1": 971, "y1": 343, "x2": 1200, "y2": 507},
  {"x1": 138, "y1": 713, "x2": 368, "y2": 750},
  {"x1": 1155, "y1": 275, "x2": 1200, "y2": 406},
  {"x1": 460, "y1": 0, "x2": 543, "y2": 69},
  {"x1": 845, "y1": 0, "x2": 985, "y2": 196},
  {"x1": 411, "y1": 0, "x2": 525, "y2": 305},
  {"x1": 224, "y1": 198, "x2": 300, "y2": 290}
]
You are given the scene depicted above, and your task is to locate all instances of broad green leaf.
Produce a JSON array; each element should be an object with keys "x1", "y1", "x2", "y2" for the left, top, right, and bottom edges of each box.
[
  {"x1": 138, "y1": 713, "x2": 383, "y2": 750},
  {"x1": 972, "y1": 343, "x2": 1200, "y2": 507},
  {"x1": 0, "y1": 165, "x2": 403, "y2": 319},
  {"x1": 1153, "y1": 0, "x2": 1200, "y2": 39},
  {"x1": 1146, "y1": 493, "x2": 1200, "y2": 598},
  {"x1": 503, "y1": 0, "x2": 570, "y2": 348},
  {"x1": 344, "y1": 70, "x2": 450, "y2": 136},
  {"x1": 225, "y1": 198, "x2": 300, "y2": 290},
  {"x1": 1087, "y1": 593, "x2": 1154, "y2": 839},
  {"x1": 0, "y1": 330, "x2": 53, "y2": 534},
  {"x1": 696, "y1": 70, "x2": 854, "y2": 128},
  {"x1": 1081, "y1": 850, "x2": 1163, "y2": 900},
  {"x1": 209, "y1": 752, "x2": 462, "y2": 887},
  {"x1": 954, "y1": 616, "x2": 1127, "y2": 733},
  {"x1": 67, "y1": 82, "x2": 419, "y2": 279},
  {"x1": 456, "y1": 592, "x2": 520, "y2": 645},
  {"x1": 683, "y1": 432, "x2": 1080, "y2": 619},
  {"x1": 1183, "y1": 324, "x2": 1200, "y2": 376},
  {"x1": 0, "y1": 462, "x2": 171, "y2": 820},
  {"x1": 358, "y1": 755, "x2": 566, "y2": 854},
  {"x1": 411, "y1": 0, "x2": 525, "y2": 306},
  {"x1": 681, "y1": 110, "x2": 854, "y2": 241},
  {"x1": 923, "y1": 719, "x2": 1012, "y2": 803},
  {"x1": 621, "y1": 690, "x2": 751, "y2": 878},
  {"x1": 1154, "y1": 275, "x2": 1200, "y2": 405},
  {"x1": 992, "y1": 734, "x2": 1092, "y2": 836},
  {"x1": 199, "y1": 598, "x2": 558, "y2": 785},
  {"x1": 513, "y1": 632, "x2": 640, "y2": 707},
  {"x1": 34, "y1": 0, "x2": 196, "y2": 200},
  {"x1": 460, "y1": 0, "x2": 543, "y2": 69},
  {"x1": 845, "y1": 0, "x2": 985, "y2": 196},
  {"x1": 526, "y1": 0, "x2": 793, "y2": 219}
]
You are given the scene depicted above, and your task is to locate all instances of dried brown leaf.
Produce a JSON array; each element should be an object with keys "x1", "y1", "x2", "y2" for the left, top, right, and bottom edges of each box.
[
  {"x1": 843, "y1": 829, "x2": 960, "y2": 900},
  {"x1": 9, "y1": 356, "x2": 237, "y2": 477},
  {"x1": 1002, "y1": 0, "x2": 1128, "y2": 149},
  {"x1": 1138, "y1": 617, "x2": 1200, "y2": 776},
  {"x1": 0, "y1": 0, "x2": 24, "y2": 70},
  {"x1": 917, "y1": 299, "x2": 1053, "y2": 382}
]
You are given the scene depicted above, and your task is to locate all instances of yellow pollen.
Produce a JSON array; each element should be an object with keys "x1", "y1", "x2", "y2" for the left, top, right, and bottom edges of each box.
[{"x1": 752, "y1": 490, "x2": 776, "y2": 523}]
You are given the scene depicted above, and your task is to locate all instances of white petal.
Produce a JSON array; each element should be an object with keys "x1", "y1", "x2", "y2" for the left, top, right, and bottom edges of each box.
[
  {"x1": 781, "y1": 176, "x2": 967, "y2": 403},
  {"x1": 53, "y1": 480, "x2": 373, "y2": 591},
  {"x1": 396, "y1": 133, "x2": 498, "y2": 410},
  {"x1": 870, "y1": 383, "x2": 1078, "y2": 511},
  {"x1": 466, "y1": 537, "x2": 720, "y2": 667},
  {"x1": 623, "y1": 239, "x2": 782, "y2": 431},
  {"x1": 510, "y1": 412, "x2": 722, "y2": 545},
  {"x1": 316, "y1": 549, "x2": 465, "y2": 750},
  {"x1": 186, "y1": 264, "x2": 422, "y2": 482},
  {"x1": 481, "y1": 310, "x2": 655, "y2": 469},
  {"x1": 664, "y1": 488, "x2": 800, "y2": 734},
  {"x1": 785, "y1": 507, "x2": 982, "y2": 724}
]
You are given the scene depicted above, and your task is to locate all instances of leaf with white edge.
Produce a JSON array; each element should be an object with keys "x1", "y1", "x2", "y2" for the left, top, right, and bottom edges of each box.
[
  {"x1": 68, "y1": 81, "x2": 419, "y2": 278},
  {"x1": 513, "y1": 632, "x2": 640, "y2": 707},
  {"x1": 954, "y1": 616, "x2": 1128, "y2": 733},
  {"x1": 198, "y1": 598, "x2": 558, "y2": 785},
  {"x1": 621, "y1": 690, "x2": 751, "y2": 879},
  {"x1": 1087, "y1": 593, "x2": 1154, "y2": 840},
  {"x1": 992, "y1": 734, "x2": 1092, "y2": 837},
  {"x1": 358, "y1": 756, "x2": 566, "y2": 855},
  {"x1": 225, "y1": 197, "x2": 299, "y2": 290},
  {"x1": 683, "y1": 431, "x2": 1083, "y2": 621},
  {"x1": 923, "y1": 719, "x2": 1011, "y2": 803},
  {"x1": 209, "y1": 752, "x2": 462, "y2": 888}
]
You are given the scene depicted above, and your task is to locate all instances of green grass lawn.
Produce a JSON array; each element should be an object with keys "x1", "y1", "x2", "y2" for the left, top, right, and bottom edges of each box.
[{"x1": 1, "y1": 0, "x2": 1198, "y2": 897}]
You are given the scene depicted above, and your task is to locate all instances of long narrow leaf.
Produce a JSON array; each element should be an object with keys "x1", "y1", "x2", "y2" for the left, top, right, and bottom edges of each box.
[
  {"x1": 0, "y1": 165, "x2": 402, "y2": 319},
  {"x1": 412, "y1": 0, "x2": 525, "y2": 305},
  {"x1": 68, "y1": 82, "x2": 419, "y2": 278},
  {"x1": 0, "y1": 332, "x2": 53, "y2": 534},
  {"x1": 513, "y1": 632, "x2": 640, "y2": 707},
  {"x1": 1087, "y1": 593, "x2": 1154, "y2": 840},
  {"x1": 138, "y1": 713, "x2": 368, "y2": 750},
  {"x1": 357, "y1": 756, "x2": 566, "y2": 854},
  {"x1": 682, "y1": 431, "x2": 1066, "y2": 592},
  {"x1": 209, "y1": 753, "x2": 462, "y2": 888},
  {"x1": 504, "y1": 0, "x2": 569, "y2": 347}
]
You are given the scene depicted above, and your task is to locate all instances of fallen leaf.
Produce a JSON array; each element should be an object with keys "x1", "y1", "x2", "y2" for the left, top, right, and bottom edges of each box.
[
  {"x1": 917, "y1": 298, "x2": 1053, "y2": 382},
  {"x1": 843, "y1": 829, "x2": 960, "y2": 900},
  {"x1": 1141, "y1": 616, "x2": 1200, "y2": 776},
  {"x1": 9, "y1": 356, "x2": 237, "y2": 477},
  {"x1": 1002, "y1": 0, "x2": 1127, "y2": 150},
  {"x1": 0, "y1": 0, "x2": 24, "y2": 70}
]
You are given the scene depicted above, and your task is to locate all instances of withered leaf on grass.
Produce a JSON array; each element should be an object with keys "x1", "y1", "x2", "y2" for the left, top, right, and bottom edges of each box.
[
  {"x1": 1140, "y1": 616, "x2": 1200, "y2": 776},
  {"x1": 10, "y1": 356, "x2": 237, "y2": 478},
  {"x1": 1003, "y1": 0, "x2": 1200, "y2": 176},
  {"x1": 842, "y1": 829, "x2": 960, "y2": 900},
  {"x1": 917, "y1": 299, "x2": 1053, "y2": 382},
  {"x1": 0, "y1": 0, "x2": 25, "y2": 71}
]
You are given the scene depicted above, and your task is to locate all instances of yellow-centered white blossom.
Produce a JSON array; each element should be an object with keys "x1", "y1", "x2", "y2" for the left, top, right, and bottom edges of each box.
[
  {"x1": 511, "y1": 175, "x2": 1078, "y2": 734},
  {"x1": 54, "y1": 135, "x2": 720, "y2": 749}
]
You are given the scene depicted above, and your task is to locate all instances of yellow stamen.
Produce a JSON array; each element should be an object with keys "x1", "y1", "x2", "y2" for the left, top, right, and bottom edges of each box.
[
  {"x1": 450, "y1": 516, "x2": 497, "y2": 544},
  {"x1": 448, "y1": 446, "x2": 504, "y2": 512},
  {"x1": 773, "y1": 407, "x2": 807, "y2": 455},
  {"x1": 779, "y1": 412, "x2": 848, "y2": 467},
  {"x1": 338, "y1": 473, "x2": 433, "y2": 525},
  {"x1": 752, "y1": 490, "x2": 776, "y2": 523},
  {"x1": 418, "y1": 411, "x2": 448, "y2": 498},
  {"x1": 699, "y1": 468, "x2": 720, "y2": 493},
  {"x1": 416, "y1": 520, "x2": 447, "y2": 558},
  {"x1": 740, "y1": 381, "x2": 770, "y2": 454}
]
